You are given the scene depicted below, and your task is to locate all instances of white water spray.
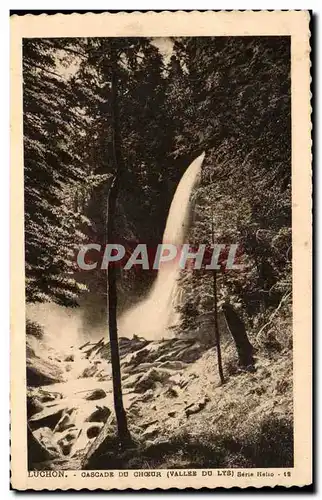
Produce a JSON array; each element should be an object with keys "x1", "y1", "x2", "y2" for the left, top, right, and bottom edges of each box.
[{"x1": 119, "y1": 152, "x2": 205, "y2": 340}]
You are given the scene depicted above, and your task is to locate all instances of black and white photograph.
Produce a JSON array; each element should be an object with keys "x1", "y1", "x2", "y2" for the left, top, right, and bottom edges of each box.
[{"x1": 10, "y1": 10, "x2": 312, "y2": 490}]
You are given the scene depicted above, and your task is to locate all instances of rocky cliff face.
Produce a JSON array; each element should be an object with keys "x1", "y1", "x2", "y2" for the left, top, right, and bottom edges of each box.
[{"x1": 26, "y1": 330, "x2": 293, "y2": 470}]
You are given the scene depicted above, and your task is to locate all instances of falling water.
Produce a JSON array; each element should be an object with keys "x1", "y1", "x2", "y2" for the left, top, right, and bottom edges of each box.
[
  {"x1": 119, "y1": 152, "x2": 205, "y2": 340},
  {"x1": 27, "y1": 153, "x2": 205, "y2": 347}
]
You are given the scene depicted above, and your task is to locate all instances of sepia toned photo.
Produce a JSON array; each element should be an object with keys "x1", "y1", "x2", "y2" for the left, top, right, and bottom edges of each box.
[{"x1": 10, "y1": 11, "x2": 312, "y2": 490}]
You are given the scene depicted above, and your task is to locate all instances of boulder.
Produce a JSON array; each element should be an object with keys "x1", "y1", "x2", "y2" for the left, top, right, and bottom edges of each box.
[
  {"x1": 82, "y1": 418, "x2": 117, "y2": 470},
  {"x1": 174, "y1": 343, "x2": 204, "y2": 363},
  {"x1": 26, "y1": 356, "x2": 65, "y2": 387},
  {"x1": 87, "y1": 425, "x2": 103, "y2": 439},
  {"x1": 37, "y1": 390, "x2": 62, "y2": 403},
  {"x1": 86, "y1": 406, "x2": 111, "y2": 423},
  {"x1": 84, "y1": 388, "x2": 107, "y2": 401},
  {"x1": 79, "y1": 364, "x2": 98, "y2": 379},
  {"x1": 27, "y1": 396, "x2": 44, "y2": 418},
  {"x1": 119, "y1": 337, "x2": 149, "y2": 358},
  {"x1": 29, "y1": 407, "x2": 64, "y2": 431},
  {"x1": 28, "y1": 425, "x2": 60, "y2": 467},
  {"x1": 134, "y1": 368, "x2": 172, "y2": 394},
  {"x1": 33, "y1": 426, "x2": 61, "y2": 457}
]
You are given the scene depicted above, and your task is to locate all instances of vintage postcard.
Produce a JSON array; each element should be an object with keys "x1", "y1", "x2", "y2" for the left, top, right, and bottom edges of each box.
[{"x1": 10, "y1": 11, "x2": 312, "y2": 490}]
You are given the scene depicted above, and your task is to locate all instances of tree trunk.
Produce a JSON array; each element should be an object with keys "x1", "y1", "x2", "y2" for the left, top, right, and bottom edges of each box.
[
  {"x1": 222, "y1": 303, "x2": 255, "y2": 368},
  {"x1": 106, "y1": 55, "x2": 131, "y2": 446},
  {"x1": 213, "y1": 269, "x2": 225, "y2": 384},
  {"x1": 211, "y1": 215, "x2": 225, "y2": 384}
]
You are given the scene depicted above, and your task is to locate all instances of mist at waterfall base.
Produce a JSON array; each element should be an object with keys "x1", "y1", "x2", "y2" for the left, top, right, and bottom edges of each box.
[{"x1": 26, "y1": 153, "x2": 205, "y2": 349}]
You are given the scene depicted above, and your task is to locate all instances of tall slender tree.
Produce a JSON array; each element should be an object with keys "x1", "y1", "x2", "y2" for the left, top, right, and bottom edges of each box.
[
  {"x1": 211, "y1": 214, "x2": 225, "y2": 385},
  {"x1": 73, "y1": 37, "x2": 171, "y2": 444},
  {"x1": 105, "y1": 47, "x2": 131, "y2": 445}
]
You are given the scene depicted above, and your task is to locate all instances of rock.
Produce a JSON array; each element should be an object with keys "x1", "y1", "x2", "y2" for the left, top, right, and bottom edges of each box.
[
  {"x1": 119, "y1": 336, "x2": 149, "y2": 355},
  {"x1": 29, "y1": 407, "x2": 64, "y2": 431},
  {"x1": 134, "y1": 368, "x2": 172, "y2": 394},
  {"x1": 79, "y1": 365, "x2": 98, "y2": 379},
  {"x1": 54, "y1": 410, "x2": 76, "y2": 433},
  {"x1": 86, "y1": 406, "x2": 111, "y2": 423},
  {"x1": 37, "y1": 390, "x2": 62, "y2": 403},
  {"x1": 82, "y1": 419, "x2": 118, "y2": 470},
  {"x1": 153, "y1": 340, "x2": 195, "y2": 364},
  {"x1": 56, "y1": 429, "x2": 79, "y2": 456},
  {"x1": 84, "y1": 388, "x2": 107, "y2": 401},
  {"x1": 83, "y1": 338, "x2": 105, "y2": 359},
  {"x1": 130, "y1": 362, "x2": 161, "y2": 375},
  {"x1": 26, "y1": 320, "x2": 44, "y2": 340},
  {"x1": 123, "y1": 373, "x2": 143, "y2": 389},
  {"x1": 97, "y1": 372, "x2": 109, "y2": 382},
  {"x1": 130, "y1": 389, "x2": 154, "y2": 405},
  {"x1": 28, "y1": 425, "x2": 59, "y2": 467},
  {"x1": 27, "y1": 396, "x2": 44, "y2": 418},
  {"x1": 142, "y1": 424, "x2": 159, "y2": 440},
  {"x1": 174, "y1": 343, "x2": 204, "y2": 363},
  {"x1": 140, "y1": 419, "x2": 158, "y2": 430},
  {"x1": 26, "y1": 343, "x2": 36, "y2": 359},
  {"x1": 179, "y1": 372, "x2": 198, "y2": 389},
  {"x1": 159, "y1": 360, "x2": 189, "y2": 371},
  {"x1": 95, "y1": 344, "x2": 111, "y2": 361},
  {"x1": 57, "y1": 428, "x2": 79, "y2": 444},
  {"x1": 168, "y1": 411, "x2": 177, "y2": 417},
  {"x1": 64, "y1": 354, "x2": 75, "y2": 362},
  {"x1": 61, "y1": 442, "x2": 74, "y2": 456},
  {"x1": 87, "y1": 425, "x2": 103, "y2": 439},
  {"x1": 164, "y1": 387, "x2": 178, "y2": 398},
  {"x1": 122, "y1": 344, "x2": 160, "y2": 370},
  {"x1": 33, "y1": 426, "x2": 61, "y2": 457},
  {"x1": 259, "y1": 329, "x2": 282, "y2": 354},
  {"x1": 185, "y1": 396, "x2": 209, "y2": 417},
  {"x1": 26, "y1": 356, "x2": 65, "y2": 387}
]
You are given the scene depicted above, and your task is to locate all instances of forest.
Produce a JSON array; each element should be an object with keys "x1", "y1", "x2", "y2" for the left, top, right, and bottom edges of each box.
[{"x1": 24, "y1": 36, "x2": 293, "y2": 470}]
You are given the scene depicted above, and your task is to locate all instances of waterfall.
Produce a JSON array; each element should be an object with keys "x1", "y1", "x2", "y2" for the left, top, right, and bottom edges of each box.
[
  {"x1": 27, "y1": 152, "x2": 205, "y2": 347},
  {"x1": 119, "y1": 152, "x2": 205, "y2": 340}
]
